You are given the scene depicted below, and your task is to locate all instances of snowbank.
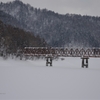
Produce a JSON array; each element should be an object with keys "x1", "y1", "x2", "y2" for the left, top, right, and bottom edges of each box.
[{"x1": 0, "y1": 57, "x2": 100, "y2": 100}]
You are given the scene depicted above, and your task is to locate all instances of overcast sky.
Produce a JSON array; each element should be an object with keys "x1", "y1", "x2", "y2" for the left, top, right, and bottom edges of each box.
[{"x1": 1, "y1": 0, "x2": 100, "y2": 17}]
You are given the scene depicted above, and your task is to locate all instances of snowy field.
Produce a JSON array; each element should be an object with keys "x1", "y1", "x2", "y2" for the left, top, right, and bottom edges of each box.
[{"x1": 0, "y1": 56, "x2": 100, "y2": 100}]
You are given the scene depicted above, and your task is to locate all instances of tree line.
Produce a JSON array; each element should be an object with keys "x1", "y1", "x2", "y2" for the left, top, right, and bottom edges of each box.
[{"x1": 0, "y1": 20, "x2": 47, "y2": 56}]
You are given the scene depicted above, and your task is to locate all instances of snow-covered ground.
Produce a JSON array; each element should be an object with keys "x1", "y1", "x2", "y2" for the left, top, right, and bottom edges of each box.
[{"x1": 0, "y1": 57, "x2": 100, "y2": 100}]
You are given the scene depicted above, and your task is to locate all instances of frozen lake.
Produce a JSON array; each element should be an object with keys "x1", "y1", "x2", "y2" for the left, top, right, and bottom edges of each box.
[{"x1": 0, "y1": 57, "x2": 100, "y2": 100}]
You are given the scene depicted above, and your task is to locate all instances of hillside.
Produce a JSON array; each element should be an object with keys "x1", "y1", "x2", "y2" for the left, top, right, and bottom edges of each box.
[
  {"x1": 0, "y1": 10, "x2": 22, "y2": 29},
  {"x1": 0, "y1": 20, "x2": 46, "y2": 54},
  {"x1": 0, "y1": 0, "x2": 100, "y2": 47}
]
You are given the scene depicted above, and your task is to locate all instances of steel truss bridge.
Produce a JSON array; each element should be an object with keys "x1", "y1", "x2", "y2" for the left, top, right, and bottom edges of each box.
[
  {"x1": 22, "y1": 47, "x2": 100, "y2": 57},
  {"x1": 20, "y1": 47, "x2": 100, "y2": 68}
]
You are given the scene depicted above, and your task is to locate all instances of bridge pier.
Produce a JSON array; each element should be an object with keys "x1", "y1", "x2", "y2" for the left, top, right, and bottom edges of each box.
[
  {"x1": 46, "y1": 56, "x2": 52, "y2": 66},
  {"x1": 81, "y1": 57, "x2": 89, "y2": 68}
]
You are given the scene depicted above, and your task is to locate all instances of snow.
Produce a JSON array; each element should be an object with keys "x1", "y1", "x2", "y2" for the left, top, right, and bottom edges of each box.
[{"x1": 0, "y1": 57, "x2": 100, "y2": 100}]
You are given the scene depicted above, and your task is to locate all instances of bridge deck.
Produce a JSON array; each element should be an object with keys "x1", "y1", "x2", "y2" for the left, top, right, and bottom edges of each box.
[{"x1": 22, "y1": 47, "x2": 100, "y2": 57}]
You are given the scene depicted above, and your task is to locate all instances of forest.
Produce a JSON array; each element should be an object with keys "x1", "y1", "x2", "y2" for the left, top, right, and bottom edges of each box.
[{"x1": 0, "y1": 20, "x2": 46, "y2": 56}]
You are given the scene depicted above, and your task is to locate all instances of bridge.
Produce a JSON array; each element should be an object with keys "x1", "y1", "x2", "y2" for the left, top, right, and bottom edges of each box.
[
  {"x1": 19, "y1": 47, "x2": 100, "y2": 68},
  {"x1": 22, "y1": 47, "x2": 100, "y2": 57}
]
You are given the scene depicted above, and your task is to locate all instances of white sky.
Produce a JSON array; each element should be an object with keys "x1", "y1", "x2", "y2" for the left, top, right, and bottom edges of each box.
[{"x1": 1, "y1": 0, "x2": 100, "y2": 17}]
